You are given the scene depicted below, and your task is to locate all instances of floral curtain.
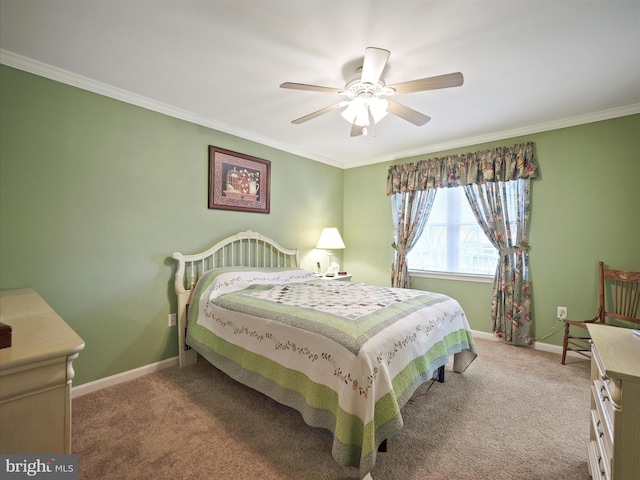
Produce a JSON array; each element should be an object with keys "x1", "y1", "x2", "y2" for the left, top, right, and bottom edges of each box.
[
  {"x1": 387, "y1": 142, "x2": 537, "y2": 193},
  {"x1": 391, "y1": 189, "x2": 437, "y2": 288},
  {"x1": 386, "y1": 142, "x2": 538, "y2": 344},
  {"x1": 464, "y1": 180, "x2": 533, "y2": 345}
]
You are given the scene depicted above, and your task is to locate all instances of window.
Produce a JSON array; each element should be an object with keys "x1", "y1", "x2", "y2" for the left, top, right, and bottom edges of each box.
[{"x1": 407, "y1": 184, "x2": 518, "y2": 277}]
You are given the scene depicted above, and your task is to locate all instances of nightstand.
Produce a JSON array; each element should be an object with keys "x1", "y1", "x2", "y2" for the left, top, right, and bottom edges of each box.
[
  {"x1": 0, "y1": 289, "x2": 85, "y2": 454},
  {"x1": 321, "y1": 274, "x2": 352, "y2": 281}
]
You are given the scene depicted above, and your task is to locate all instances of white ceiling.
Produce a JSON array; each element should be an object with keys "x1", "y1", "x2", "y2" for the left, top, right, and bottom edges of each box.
[{"x1": 1, "y1": 1, "x2": 639, "y2": 169}]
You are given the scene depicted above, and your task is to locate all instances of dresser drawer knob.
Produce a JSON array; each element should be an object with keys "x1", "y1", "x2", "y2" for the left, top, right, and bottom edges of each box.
[
  {"x1": 599, "y1": 386, "x2": 609, "y2": 403},
  {"x1": 597, "y1": 455, "x2": 605, "y2": 477}
]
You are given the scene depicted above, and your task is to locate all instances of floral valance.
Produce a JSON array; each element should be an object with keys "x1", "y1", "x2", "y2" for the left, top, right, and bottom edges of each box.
[{"x1": 386, "y1": 142, "x2": 538, "y2": 195}]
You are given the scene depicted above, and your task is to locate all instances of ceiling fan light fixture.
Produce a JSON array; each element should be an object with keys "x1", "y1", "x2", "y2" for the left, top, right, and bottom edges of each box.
[
  {"x1": 341, "y1": 96, "x2": 389, "y2": 127},
  {"x1": 281, "y1": 47, "x2": 463, "y2": 136},
  {"x1": 341, "y1": 98, "x2": 365, "y2": 126},
  {"x1": 369, "y1": 97, "x2": 389, "y2": 123}
]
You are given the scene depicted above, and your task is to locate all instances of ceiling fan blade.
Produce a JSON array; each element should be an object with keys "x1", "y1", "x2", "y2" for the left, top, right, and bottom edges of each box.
[
  {"x1": 387, "y1": 72, "x2": 464, "y2": 95},
  {"x1": 386, "y1": 100, "x2": 431, "y2": 126},
  {"x1": 291, "y1": 102, "x2": 348, "y2": 124},
  {"x1": 360, "y1": 47, "x2": 390, "y2": 85},
  {"x1": 280, "y1": 82, "x2": 343, "y2": 94}
]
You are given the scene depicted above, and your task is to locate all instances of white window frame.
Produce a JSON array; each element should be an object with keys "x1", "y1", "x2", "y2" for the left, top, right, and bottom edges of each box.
[{"x1": 407, "y1": 184, "x2": 518, "y2": 283}]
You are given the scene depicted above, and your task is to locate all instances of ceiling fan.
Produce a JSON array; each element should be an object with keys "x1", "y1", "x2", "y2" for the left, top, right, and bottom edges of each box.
[{"x1": 280, "y1": 47, "x2": 464, "y2": 137}]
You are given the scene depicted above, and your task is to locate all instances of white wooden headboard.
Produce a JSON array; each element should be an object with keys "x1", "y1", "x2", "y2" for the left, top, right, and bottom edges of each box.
[{"x1": 172, "y1": 230, "x2": 300, "y2": 367}]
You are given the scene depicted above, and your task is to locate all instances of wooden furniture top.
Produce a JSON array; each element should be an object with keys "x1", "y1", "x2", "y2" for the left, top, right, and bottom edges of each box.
[
  {"x1": 0, "y1": 288, "x2": 85, "y2": 370},
  {"x1": 587, "y1": 323, "x2": 640, "y2": 384}
]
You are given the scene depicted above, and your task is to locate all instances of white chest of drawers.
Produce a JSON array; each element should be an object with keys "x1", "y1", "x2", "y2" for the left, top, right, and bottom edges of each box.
[
  {"x1": 0, "y1": 289, "x2": 85, "y2": 454},
  {"x1": 586, "y1": 324, "x2": 640, "y2": 480}
]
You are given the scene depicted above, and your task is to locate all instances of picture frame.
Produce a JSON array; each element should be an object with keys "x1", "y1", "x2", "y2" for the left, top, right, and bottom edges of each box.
[{"x1": 208, "y1": 146, "x2": 271, "y2": 213}]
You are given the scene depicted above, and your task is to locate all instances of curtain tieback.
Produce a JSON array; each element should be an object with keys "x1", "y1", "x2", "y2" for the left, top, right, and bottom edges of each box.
[
  {"x1": 391, "y1": 242, "x2": 408, "y2": 256},
  {"x1": 501, "y1": 244, "x2": 530, "y2": 256}
]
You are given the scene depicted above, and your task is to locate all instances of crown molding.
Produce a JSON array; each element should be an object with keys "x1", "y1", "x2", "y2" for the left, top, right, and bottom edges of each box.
[
  {"x1": 0, "y1": 49, "x2": 342, "y2": 168},
  {"x1": 2, "y1": 49, "x2": 637, "y2": 171},
  {"x1": 347, "y1": 103, "x2": 640, "y2": 169}
]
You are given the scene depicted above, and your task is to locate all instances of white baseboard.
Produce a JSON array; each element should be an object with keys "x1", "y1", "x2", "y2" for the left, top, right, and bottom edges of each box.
[
  {"x1": 471, "y1": 329, "x2": 583, "y2": 359},
  {"x1": 470, "y1": 330, "x2": 500, "y2": 342},
  {"x1": 70, "y1": 331, "x2": 579, "y2": 398},
  {"x1": 72, "y1": 356, "x2": 179, "y2": 398}
]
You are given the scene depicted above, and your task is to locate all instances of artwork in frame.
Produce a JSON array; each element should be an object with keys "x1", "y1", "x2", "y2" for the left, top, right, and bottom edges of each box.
[{"x1": 208, "y1": 146, "x2": 271, "y2": 213}]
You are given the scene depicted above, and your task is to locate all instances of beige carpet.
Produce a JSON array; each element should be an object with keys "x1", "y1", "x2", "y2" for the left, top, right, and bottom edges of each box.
[{"x1": 72, "y1": 339, "x2": 591, "y2": 479}]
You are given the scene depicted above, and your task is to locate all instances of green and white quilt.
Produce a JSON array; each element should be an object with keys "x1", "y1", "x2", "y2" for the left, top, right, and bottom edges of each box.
[{"x1": 187, "y1": 267, "x2": 476, "y2": 479}]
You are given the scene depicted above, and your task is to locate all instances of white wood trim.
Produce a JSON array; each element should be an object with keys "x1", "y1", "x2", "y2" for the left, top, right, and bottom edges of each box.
[
  {"x1": 69, "y1": 331, "x2": 580, "y2": 398},
  {"x1": 71, "y1": 356, "x2": 178, "y2": 398},
  {"x1": 0, "y1": 49, "x2": 342, "y2": 169},
  {"x1": 471, "y1": 329, "x2": 585, "y2": 359},
  {"x1": 345, "y1": 104, "x2": 640, "y2": 169},
  {"x1": 409, "y1": 270, "x2": 494, "y2": 284}
]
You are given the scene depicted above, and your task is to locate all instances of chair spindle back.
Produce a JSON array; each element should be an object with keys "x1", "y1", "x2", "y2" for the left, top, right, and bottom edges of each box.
[{"x1": 600, "y1": 262, "x2": 640, "y2": 326}]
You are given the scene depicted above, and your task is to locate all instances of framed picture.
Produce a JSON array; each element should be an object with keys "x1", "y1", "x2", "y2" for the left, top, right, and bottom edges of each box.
[{"x1": 208, "y1": 146, "x2": 271, "y2": 213}]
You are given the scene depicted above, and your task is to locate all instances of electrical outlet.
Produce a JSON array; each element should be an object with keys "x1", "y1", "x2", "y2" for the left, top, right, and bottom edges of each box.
[
  {"x1": 168, "y1": 313, "x2": 176, "y2": 327},
  {"x1": 557, "y1": 306, "x2": 567, "y2": 320}
]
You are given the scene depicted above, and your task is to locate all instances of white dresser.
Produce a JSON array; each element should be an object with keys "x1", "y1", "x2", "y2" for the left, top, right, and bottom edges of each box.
[
  {"x1": 0, "y1": 289, "x2": 85, "y2": 454},
  {"x1": 586, "y1": 324, "x2": 640, "y2": 480}
]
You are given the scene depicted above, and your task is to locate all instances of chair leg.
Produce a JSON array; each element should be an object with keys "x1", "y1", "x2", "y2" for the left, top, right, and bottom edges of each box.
[{"x1": 561, "y1": 322, "x2": 569, "y2": 365}]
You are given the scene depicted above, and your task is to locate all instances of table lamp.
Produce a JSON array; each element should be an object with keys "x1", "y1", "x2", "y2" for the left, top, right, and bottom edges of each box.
[{"x1": 316, "y1": 227, "x2": 345, "y2": 275}]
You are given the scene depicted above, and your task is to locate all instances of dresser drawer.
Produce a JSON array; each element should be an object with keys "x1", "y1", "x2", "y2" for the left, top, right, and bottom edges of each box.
[
  {"x1": 0, "y1": 357, "x2": 68, "y2": 401},
  {"x1": 590, "y1": 408, "x2": 612, "y2": 479},
  {"x1": 593, "y1": 379, "x2": 615, "y2": 438},
  {"x1": 592, "y1": 344, "x2": 621, "y2": 408},
  {"x1": 588, "y1": 440, "x2": 609, "y2": 480}
]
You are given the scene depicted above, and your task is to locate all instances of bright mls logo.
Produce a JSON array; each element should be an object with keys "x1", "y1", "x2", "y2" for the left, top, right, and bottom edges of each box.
[{"x1": 1, "y1": 455, "x2": 78, "y2": 479}]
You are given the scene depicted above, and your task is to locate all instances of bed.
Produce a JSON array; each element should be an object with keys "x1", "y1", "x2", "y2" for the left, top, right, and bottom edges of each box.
[{"x1": 172, "y1": 230, "x2": 476, "y2": 480}]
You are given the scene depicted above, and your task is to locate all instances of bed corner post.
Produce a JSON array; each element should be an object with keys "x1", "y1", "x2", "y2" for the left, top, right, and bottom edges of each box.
[
  {"x1": 172, "y1": 252, "x2": 197, "y2": 368},
  {"x1": 175, "y1": 289, "x2": 197, "y2": 368}
]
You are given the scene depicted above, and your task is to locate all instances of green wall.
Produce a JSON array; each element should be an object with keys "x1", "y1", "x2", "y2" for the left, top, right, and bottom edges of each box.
[
  {"x1": 344, "y1": 114, "x2": 640, "y2": 345},
  {"x1": 0, "y1": 65, "x2": 344, "y2": 385},
  {"x1": 2, "y1": 63, "x2": 638, "y2": 386}
]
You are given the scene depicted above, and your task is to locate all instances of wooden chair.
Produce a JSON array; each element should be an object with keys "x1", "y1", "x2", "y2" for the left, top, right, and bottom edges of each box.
[{"x1": 561, "y1": 261, "x2": 640, "y2": 364}]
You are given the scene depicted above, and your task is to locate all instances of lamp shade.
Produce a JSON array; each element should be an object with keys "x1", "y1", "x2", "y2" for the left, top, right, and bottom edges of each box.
[
  {"x1": 316, "y1": 227, "x2": 345, "y2": 250},
  {"x1": 340, "y1": 96, "x2": 389, "y2": 127}
]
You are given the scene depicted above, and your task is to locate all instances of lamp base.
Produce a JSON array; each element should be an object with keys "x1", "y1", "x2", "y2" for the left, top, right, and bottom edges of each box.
[{"x1": 325, "y1": 261, "x2": 340, "y2": 276}]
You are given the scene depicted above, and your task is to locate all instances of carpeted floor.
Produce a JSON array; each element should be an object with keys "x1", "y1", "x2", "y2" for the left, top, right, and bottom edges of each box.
[{"x1": 72, "y1": 338, "x2": 592, "y2": 479}]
